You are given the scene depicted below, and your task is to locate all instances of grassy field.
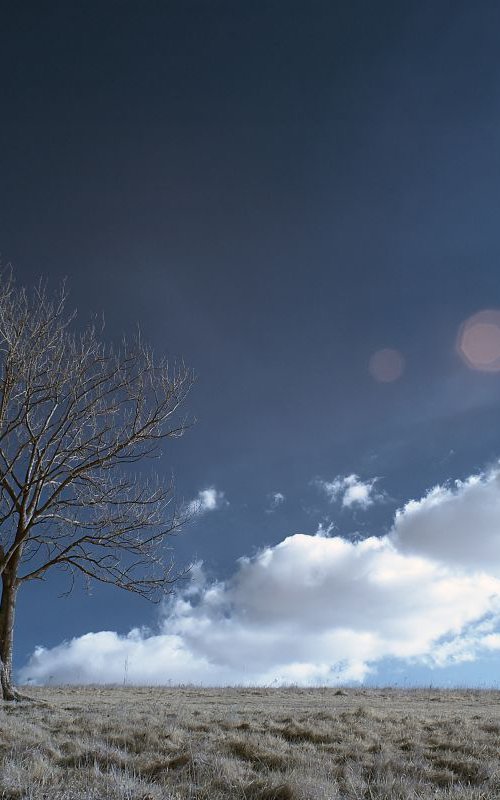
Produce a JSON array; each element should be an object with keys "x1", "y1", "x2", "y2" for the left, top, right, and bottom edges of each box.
[{"x1": 1, "y1": 686, "x2": 500, "y2": 799}]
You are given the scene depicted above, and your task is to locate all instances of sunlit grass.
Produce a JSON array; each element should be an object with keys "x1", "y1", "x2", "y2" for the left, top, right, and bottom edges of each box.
[{"x1": 1, "y1": 686, "x2": 499, "y2": 798}]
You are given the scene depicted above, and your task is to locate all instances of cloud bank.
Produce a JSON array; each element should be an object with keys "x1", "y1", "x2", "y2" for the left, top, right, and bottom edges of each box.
[{"x1": 20, "y1": 469, "x2": 500, "y2": 686}]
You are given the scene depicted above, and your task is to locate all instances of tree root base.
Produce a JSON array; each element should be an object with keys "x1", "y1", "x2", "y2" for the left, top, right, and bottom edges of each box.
[{"x1": 0, "y1": 685, "x2": 35, "y2": 702}]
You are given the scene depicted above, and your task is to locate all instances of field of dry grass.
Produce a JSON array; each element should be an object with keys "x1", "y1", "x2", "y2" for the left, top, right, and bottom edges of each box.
[{"x1": 1, "y1": 686, "x2": 500, "y2": 799}]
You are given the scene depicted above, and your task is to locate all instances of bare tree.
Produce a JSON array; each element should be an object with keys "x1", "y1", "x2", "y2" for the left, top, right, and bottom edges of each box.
[{"x1": 0, "y1": 271, "x2": 194, "y2": 700}]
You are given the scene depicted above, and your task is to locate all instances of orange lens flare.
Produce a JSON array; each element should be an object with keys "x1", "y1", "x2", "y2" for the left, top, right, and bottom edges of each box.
[
  {"x1": 369, "y1": 348, "x2": 405, "y2": 383},
  {"x1": 457, "y1": 310, "x2": 500, "y2": 372}
]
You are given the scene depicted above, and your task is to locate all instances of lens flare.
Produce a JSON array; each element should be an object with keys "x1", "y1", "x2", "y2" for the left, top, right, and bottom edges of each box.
[
  {"x1": 457, "y1": 309, "x2": 500, "y2": 372},
  {"x1": 369, "y1": 348, "x2": 405, "y2": 383}
]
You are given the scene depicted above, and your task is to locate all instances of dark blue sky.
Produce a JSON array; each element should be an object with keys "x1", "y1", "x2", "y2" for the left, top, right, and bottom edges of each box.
[{"x1": 3, "y1": 1, "x2": 500, "y2": 684}]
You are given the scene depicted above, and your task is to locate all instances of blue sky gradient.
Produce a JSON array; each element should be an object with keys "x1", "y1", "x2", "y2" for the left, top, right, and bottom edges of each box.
[{"x1": 2, "y1": 1, "x2": 500, "y2": 685}]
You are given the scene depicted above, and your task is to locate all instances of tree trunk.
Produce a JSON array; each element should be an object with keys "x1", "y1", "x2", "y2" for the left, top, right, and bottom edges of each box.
[{"x1": 0, "y1": 569, "x2": 19, "y2": 701}]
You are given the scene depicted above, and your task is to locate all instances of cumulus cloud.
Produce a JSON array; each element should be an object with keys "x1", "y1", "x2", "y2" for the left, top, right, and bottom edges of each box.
[
  {"x1": 317, "y1": 474, "x2": 383, "y2": 509},
  {"x1": 266, "y1": 492, "x2": 285, "y2": 513},
  {"x1": 392, "y1": 472, "x2": 500, "y2": 569},
  {"x1": 186, "y1": 487, "x2": 226, "y2": 517},
  {"x1": 19, "y1": 468, "x2": 500, "y2": 687}
]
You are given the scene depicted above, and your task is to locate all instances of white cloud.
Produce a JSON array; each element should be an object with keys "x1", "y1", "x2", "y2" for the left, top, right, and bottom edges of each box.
[
  {"x1": 19, "y1": 467, "x2": 500, "y2": 687},
  {"x1": 266, "y1": 492, "x2": 285, "y2": 513},
  {"x1": 317, "y1": 474, "x2": 383, "y2": 509},
  {"x1": 392, "y1": 471, "x2": 500, "y2": 570},
  {"x1": 186, "y1": 487, "x2": 226, "y2": 517}
]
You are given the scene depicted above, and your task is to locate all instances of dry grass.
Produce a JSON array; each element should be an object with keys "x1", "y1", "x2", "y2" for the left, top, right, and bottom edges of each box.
[{"x1": 1, "y1": 686, "x2": 500, "y2": 799}]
